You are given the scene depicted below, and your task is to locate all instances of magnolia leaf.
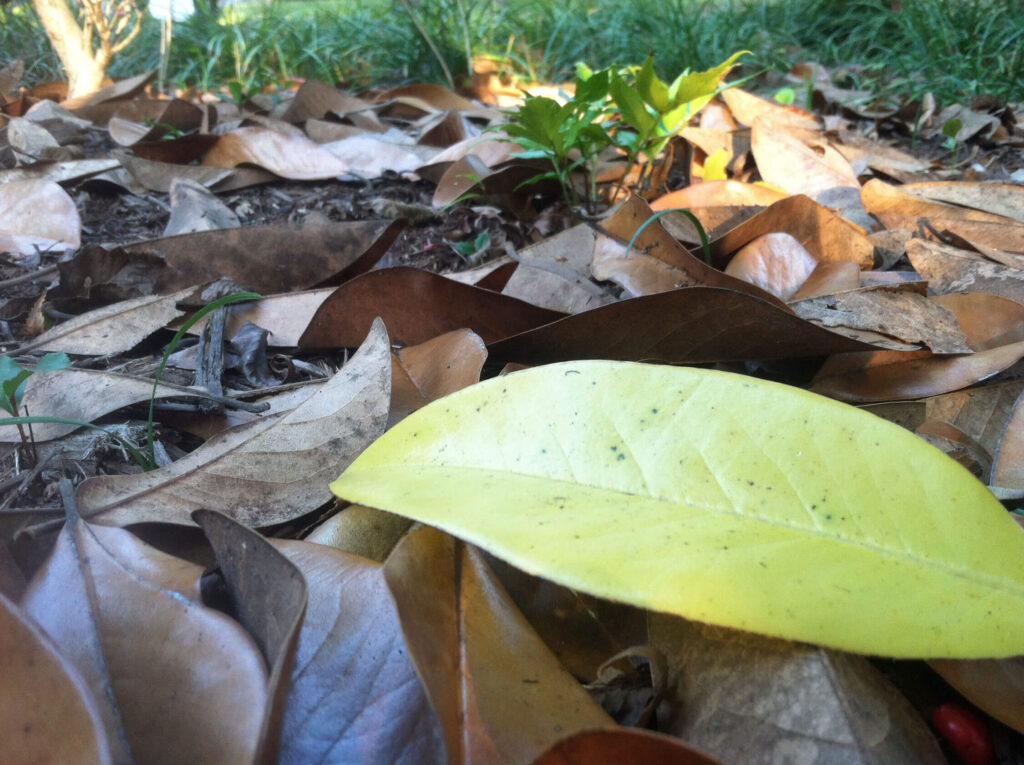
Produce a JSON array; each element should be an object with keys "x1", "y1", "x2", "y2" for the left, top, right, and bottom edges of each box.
[{"x1": 332, "y1": 361, "x2": 1024, "y2": 659}]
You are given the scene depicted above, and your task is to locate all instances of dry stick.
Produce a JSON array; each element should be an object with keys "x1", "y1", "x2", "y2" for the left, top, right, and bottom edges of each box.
[
  {"x1": 398, "y1": 0, "x2": 455, "y2": 90},
  {"x1": 0, "y1": 265, "x2": 58, "y2": 290}
]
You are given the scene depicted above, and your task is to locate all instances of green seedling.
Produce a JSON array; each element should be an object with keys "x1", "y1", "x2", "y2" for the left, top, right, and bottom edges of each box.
[
  {"x1": 774, "y1": 87, "x2": 796, "y2": 105},
  {"x1": 941, "y1": 117, "x2": 963, "y2": 161},
  {"x1": 449, "y1": 231, "x2": 492, "y2": 263}
]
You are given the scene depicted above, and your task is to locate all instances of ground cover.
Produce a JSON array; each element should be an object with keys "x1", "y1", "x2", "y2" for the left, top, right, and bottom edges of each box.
[{"x1": 1, "y1": 10, "x2": 1024, "y2": 764}]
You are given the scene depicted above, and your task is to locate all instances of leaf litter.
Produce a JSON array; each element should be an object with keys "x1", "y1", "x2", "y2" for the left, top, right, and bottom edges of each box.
[{"x1": 2, "y1": 57, "x2": 1024, "y2": 763}]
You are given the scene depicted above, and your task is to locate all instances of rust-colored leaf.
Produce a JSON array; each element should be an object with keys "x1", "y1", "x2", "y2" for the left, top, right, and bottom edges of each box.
[
  {"x1": 932, "y1": 292, "x2": 1024, "y2": 350},
  {"x1": 299, "y1": 267, "x2": 565, "y2": 348},
  {"x1": 487, "y1": 286, "x2": 875, "y2": 366},
  {"x1": 810, "y1": 343, "x2": 1024, "y2": 402},
  {"x1": 390, "y1": 328, "x2": 487, "y2": 427},
  {"x1": 383, "y1": 526, "x2": 613, "y2": 764},
  {"x1": 723, "y1": 232, "x2": 819, "y2": 300}
]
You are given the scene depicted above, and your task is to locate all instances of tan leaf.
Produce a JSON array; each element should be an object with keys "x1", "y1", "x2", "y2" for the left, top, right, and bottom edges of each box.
[
  {"x1": 908, "y1": 238, "x2": 1024, "y2": 303},
  {"x1": 203, "y1": 127, "x2": 366, "y2": 180},
  {"x1": 751, "y1": 119, "x2": 860, "y2": 199},
  {"x1": 863, "y1": 179, "x2": 1024, "y2": 252},
  {"x1": 899, "y1": 181, "x2": 1024, "y2": 224},
  {"x1": 651, "y1": 615, "x2": 944, "y2": 764},
  {"x1": 75, "y1": 319, "x2": 391, "y2": 526},
  {"x1": 164, "y1": 177, "x2": 240, "y2": 236},
  {"x1": 383, "y1": 526, "x2": 613, "y2": 764},
  {"x1": 0, "y1": 178, "x2": 80, "y2": 256},
  {"x1": 15, "y1": 286, "x2": 196, "y2": 356},
  {"x1": 932, "y1": 292, "x2": 1024, "y2": 350},
  {"x1": 790, "y1": 261, "x2": 861, "y2": 300},
  {"x1": 23, "y1": 514, "x2": 267, "y2": 764},
  {"x1": 0, "y1": 157, "x2": 121, "y2": 185},
  {"x1": 271, "y1": 539, "x2": 445, "y2": 762},
  {"x1": 0, "y1": 367, "x2": 235, "y2": 443},
  {"x1": 992, "y1": 390, "x2": 1024, "y2": 491},
  {"x1": 810, "y1": 342, "x2": 1024, "y2": 402},
  {"x1": 652, "y1": 179, "x2": 786, "y2": 210},
  {"x1": 1, "y1": 591, "x2": 112, "y2": 765},
  {"x1": 708, "y1": 194, "x2": 874, "y2": 269},
  {"x1": 724, "y1": 232, "x2": 818, "y2": 300},
  {"x1": 117, "y1": 152, "x2": 274, "y2": 193},
  {"x1": 186, "y1": 287, "x2": 336, "y2": 347},
  {"x1": 720, "y1": 87, "x2": 820, "y2": 130},
  {"x1": 390, "y1": 328, "x2": 487, "y2": 427}
]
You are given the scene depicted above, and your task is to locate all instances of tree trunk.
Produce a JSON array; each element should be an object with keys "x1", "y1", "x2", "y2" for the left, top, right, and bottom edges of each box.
[{"x1": 30, "y1": 0, "x2": 107, "y2": 97}]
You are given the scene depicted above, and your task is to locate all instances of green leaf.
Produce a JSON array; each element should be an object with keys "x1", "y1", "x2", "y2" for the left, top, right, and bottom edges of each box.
[
  {"x1": 635, "y1": 56, "x2": 670, "y2": 113},
  {"x1": 774, "y1": 87, "x2": 797, "y2": 105},
  {"x1": 575, "y1": 67, "x2": 610, "y2": 104},
  {"x1": 942, "y1": 118, "x2": 963, "y2": 140},
  {"x1": 332, "y1": 362, "x2": 1024, "y2": 659},
  {"x1": 507, "y1": 97, "x2": 567, "y2": 157},
  {"x1": 667, "y1": 50, "x2": 748, "y2": 107},
  {"x1": 35, "y1": 351, "x2": 71, "y2": 373},
  {"x1": 609, "y1": 70, "x2": 656, "y2": 138}
]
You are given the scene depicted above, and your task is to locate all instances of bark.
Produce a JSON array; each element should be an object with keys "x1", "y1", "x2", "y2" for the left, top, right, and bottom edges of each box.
[{"x1": 30, "y1": 0, "x2": 142, "y2": 97}]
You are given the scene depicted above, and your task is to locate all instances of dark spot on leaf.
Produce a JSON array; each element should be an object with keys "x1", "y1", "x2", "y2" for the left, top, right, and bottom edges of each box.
[{"x1": 617, "y1": 454, "x2": 625, "y2": 461}]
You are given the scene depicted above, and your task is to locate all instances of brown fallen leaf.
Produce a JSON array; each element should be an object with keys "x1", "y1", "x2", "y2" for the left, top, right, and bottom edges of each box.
[
  {"x1": 383, "y1": 526, "x2": 614, "y2": 764},
  {"x1": 932, "y1": 293, "x2": 1024, "y2": 350},
  {"x1": 751, "y1": 119, "x2": 860, "y2": 199},
  {"x1": 487, "y1": 286, "x2": 875, "y2": 366},
  {"x1": 992, "y1": 390, "x2": 1024, "y2": 491},
  {"x1": 106, "y1": 99, "x2": 204, "y2": 146},
  {"x1": 7, "y1": 116, "x2": 66, "y2": 163},
  {"x1": 708, "y1": 194, "x2": 875, "y2": 270},
  {"x1": 530, "y1": 728, "x2": 721, "y2": 765},
  {"x1": 378, "y1": 82, "x2": 479, "y2": 113},
  {"x1": 14, "y1": 286, "x2": 197, "y2": 356},
  {"x1": 281, "y1": 80, "x2": 378, "y2": 124},
  {"x1": 0, "y1": 157, "x2": 121, "y2": 185},
  {"x1": 724, "y1": 232, "x2": 819, "y2": 300},
  {"x1": 720, "y1": 87, "x2": 820, "y2": 130},
  {"x1": 123, "y1": 218, "x2": 403, "y2": 294},
  {"x1": 299, "y1": 267, "x2": 565, "y2": 348},
  {"x1": 929, "y1": 658, "x2": 1024, "y2": 734},
  {"x1": 651, "y1": 615, "x2": 944, "y2": 764},
  {"x1": 1, "y1": 591, "x2": 112, "y2": 765},
  {"x1": 652, "y1": 179, "x2": 786, "y2": 210},
  {"x1": 0, "y1": 178, "x2": 80, "y2": 257},
  {"x1": 790, "y1": 261, "x2": 861, "y2": 300},
  {"x1": 790, "y1": 286, "x2": 970, "y2": 353},
  {"x1": 899, "y1": 181, "x2": 1024, "y2": 224},
  {"x1": 23, "y1": 506, "x2": 267, "y2": 765},
  {"x1": 194, "y1": 510, "x2": 306, "y2": 765},
  {"x1": 270, "y1": 539, "x2": 445, "y2": 762},
  {"x1": 117, "y1": 152, "x2": 275, "y2": 193},
  {"x1": 907, "y1": 238, "x2": 1024, "y2": 303},
  {"x1": 390, "y1": 328, "x2": 487, "y2": 427},
  {"x1": 0, "y1": 367, "x2": 247, "y2": 443},
  {"x1": 597, "y1": 195, "x2": 790, "y2": 305},
  {"x1": 863, "y1": 179, "x2": 1024, "y2": 252},
  {"x1": 202, "y1": 127, "x2": 360, "y2": 179},
  {"x1": 810, "y1": 342, "x2": 1024, "y2": 402},
  {"x1": 75, "y1": 319, "x2": 391, "y2": 526},
  {"x1": 61, "y1": 71, "x2": 155, "y2": 114},
  {"x1": 924, "y1": 382, "x2": 1024, "y2": 466},
  {"x1": 164, "y1": 177, "x2": 241, "y2": 236},
  {"x1": 305, "y1": 505, "x2": 413, "y2": 562},
  {"x1": 502, "y1": 264, "x2": 613, "y2": 313}
]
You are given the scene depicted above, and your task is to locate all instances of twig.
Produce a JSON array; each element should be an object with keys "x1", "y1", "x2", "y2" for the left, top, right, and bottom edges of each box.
[{"x1": 0, "y1": 265, "x2": 58, "y2": 290}]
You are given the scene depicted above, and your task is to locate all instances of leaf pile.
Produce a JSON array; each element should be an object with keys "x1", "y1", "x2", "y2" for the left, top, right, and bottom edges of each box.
[{"x1": 2, "y1": 59, "x2": 1024, "y2": 763}]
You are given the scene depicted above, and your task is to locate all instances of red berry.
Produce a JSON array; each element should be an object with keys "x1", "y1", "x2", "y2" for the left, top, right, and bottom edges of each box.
[{"x1": 932, "y1": 703, "x2": 995, "y2": 765}]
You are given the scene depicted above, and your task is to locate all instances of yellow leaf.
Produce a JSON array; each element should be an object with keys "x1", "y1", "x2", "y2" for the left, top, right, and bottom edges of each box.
[
  {"x1": 702, "y1": 149, "x2": 730, "y2": 181},
  {"x1": 332, "y1": 362, "x2": 1024, "y2": 659}
]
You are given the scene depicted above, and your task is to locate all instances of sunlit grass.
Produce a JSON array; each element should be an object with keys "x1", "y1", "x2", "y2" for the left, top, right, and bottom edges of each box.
[{"x1": 1, "y1": 0, "x2": 1021, "y2": 104}]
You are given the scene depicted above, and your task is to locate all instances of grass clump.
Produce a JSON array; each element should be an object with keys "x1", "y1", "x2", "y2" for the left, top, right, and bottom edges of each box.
[{"x1": 2, "y1": 0, "x2": 1021, "y2": 106}]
